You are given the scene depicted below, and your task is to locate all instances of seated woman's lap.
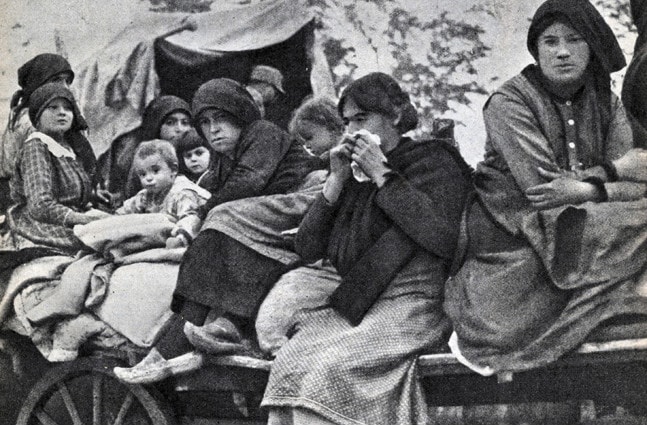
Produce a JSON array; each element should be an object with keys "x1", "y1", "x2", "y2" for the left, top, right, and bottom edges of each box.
[
  {"x1": 174, "y1": 229, "x2": 292, "y2": 319},
  {"x1": 446, "y1": 201, "x2": 570, "y2": 350}
]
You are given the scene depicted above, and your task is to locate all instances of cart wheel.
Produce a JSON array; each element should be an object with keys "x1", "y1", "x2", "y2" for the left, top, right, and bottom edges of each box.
[{"x1": 16, "y1": 356, "x2": 176, "y2": 425}]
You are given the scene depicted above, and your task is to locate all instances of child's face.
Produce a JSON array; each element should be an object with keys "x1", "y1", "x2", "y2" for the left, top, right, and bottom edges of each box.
[
  {"x1": 297, "y1": 121, "x2": 338, "y2": 157},
  {"x1": 198, "y1": 109, "x2": 242, "y2": 158},
  {"x1": 159, "y1": 112, "x2": 191, "y2": 144},
  {"x1": 182, "y1": 146, "x2": 211, "y2": 176},
  {"x1": 134, "y1": 153, "x2": 176, "y2": 196},
  {"x1": 38, "y1": 98, "x2": 74, "y2": 136}
]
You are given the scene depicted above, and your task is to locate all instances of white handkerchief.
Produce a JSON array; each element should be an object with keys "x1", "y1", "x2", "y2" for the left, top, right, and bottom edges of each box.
[{"x1": 349, "y1": 129, "x2": 381, "y2": 182}]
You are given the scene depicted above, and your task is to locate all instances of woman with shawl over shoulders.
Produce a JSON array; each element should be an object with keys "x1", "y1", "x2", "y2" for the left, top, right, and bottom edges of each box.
[
  {"x1": 444, "y1": 0, "x2": 647, "y2": 376},
  {"x1": 262, "y1": 72, "x2": 472, "y2": 425},
  {"x1": 113, "y1": 78, "x2": 320, "y2": 385}
]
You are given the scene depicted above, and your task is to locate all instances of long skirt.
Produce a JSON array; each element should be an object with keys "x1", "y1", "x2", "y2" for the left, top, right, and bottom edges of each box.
[
  {"x1": 444, "y1": 200, "x2": 647, "y2": 374},
  {"x1": 173, "y1": 229, "x2": 292, "y2": 318},
  {"x1": 262, "y1": 252, "x2": 450, "y2": 425}
]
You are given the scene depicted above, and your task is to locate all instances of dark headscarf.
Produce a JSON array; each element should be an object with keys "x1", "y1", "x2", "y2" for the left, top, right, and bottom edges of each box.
[
  {"x1": 526, "y1": 0, "x2": 625, "y2": 74},
  {"x1": 28, "y1": 83, "x2": 97, "y2": 180},
  {"x1": 9, "y1": 54, "x2": 74, "y2": 130},
  {"x1": 191, "y1": 78, "x2": 261, "y2": 138},
  {"x1": 622, "y1": 0, "x2": 647, "y2": 147},
  {"x1": 140, "y1": 95, "x2": 191, "y2": 140},
  {"x1": 338, "y1": 72, "x2": 418, "y2": 134},
  {"x1": 632, "y1": 0, "x2": 647, "y2": 49},
  {"x1": 524, "y1": 0, "x2": 625, "y2": 151}
]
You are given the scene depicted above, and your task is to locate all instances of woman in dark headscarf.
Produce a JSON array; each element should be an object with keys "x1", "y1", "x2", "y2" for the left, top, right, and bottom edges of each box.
[
  {"x1": 97, "y1": 95, "x2": 191, "y2": 201},
  {"x1": 113, "y1": 78, "x2": 322, "y2": 385},
  {"x1": 0, "y1": 53, "x2": 75, "y2": 213},
  {"x1": 444, "y1": 0, "x2": 647, "y2": 375}
]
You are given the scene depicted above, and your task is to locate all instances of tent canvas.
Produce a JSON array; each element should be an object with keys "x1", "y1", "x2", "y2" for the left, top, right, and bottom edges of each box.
[{"x1": 74, "y1": 0, "x2": 334, "y2": 157}]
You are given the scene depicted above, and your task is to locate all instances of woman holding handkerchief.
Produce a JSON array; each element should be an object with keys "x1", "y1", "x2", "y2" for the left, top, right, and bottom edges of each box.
[{"x1": 262, "y1": 72, "x2": 473, "y2": 425}]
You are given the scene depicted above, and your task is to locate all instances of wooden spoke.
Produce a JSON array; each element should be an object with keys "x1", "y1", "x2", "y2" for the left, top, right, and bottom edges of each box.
[
  {"x1": 33, "y1": 408, "x2": 60, "y2": 425},
  {"x1": 92, "y1": 373, "x2": 104, "y2": 425},
  {"x1": 112, "y1": 392, "x2": 134, "y2": 425},
  {"x1": 17, "y1": 358, "x2": 176, "y2": 425},
  {"x1": 56, "y1": 383, "x2": 83, "y2": 425}
]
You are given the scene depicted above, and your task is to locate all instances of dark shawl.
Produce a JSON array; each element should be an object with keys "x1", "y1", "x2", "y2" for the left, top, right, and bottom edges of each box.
[
  {"x1": 10, "y1": 54, "x2": 74, "y2": 130},
  {"x1": 621, "y1": 0, "x2": 647, "y2": 147},
  {"x1": 526, "y1": 0, "x2": 625, "y2": 74},
  {"x1": 296, "y1": 138, "x2": 472, "y2": 323},
  {"x1": 199, "y1": 120, "x2": 319, "y2": 217},
  {"x1": 140, "y1": 95, "x2": 190, "y2": 141}
]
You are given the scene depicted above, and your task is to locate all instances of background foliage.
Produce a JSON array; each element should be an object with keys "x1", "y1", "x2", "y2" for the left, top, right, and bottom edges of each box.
[{"x1": 143, "y1": 0, "x2": 637, "y2": 141}]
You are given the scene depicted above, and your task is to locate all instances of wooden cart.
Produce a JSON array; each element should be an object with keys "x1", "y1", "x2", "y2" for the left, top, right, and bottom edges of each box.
[{"x1": 11, "y1": 332, "x2": 647, "y2": 425}]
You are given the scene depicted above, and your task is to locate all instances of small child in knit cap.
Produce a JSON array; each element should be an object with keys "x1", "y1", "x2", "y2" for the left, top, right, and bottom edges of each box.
[{"x1": 116, "y1": 139, "x2": 210, "y2": 247}]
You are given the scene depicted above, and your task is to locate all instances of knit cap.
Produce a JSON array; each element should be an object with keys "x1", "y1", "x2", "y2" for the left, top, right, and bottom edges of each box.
[
  {"x1": 176, "y1": 128, "x2": 210, "y2": 155},
  {"x1": 191, "y1": 78, "x2": 261, "y2": 130},
  {"x1": 28, "y1": 82, "x2": 87, "y2": 131},
  {"x1": 250, "y1": 65, "x2": 285, "y2": 94}
]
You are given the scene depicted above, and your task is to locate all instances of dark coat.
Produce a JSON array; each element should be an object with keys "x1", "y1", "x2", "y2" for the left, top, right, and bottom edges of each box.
[
  {"x1": 296, "y1": 138, "x2": 472, "y2": 321},
  {"x1": 199, "y1": 120, "x2": 319, "y2": 217}
]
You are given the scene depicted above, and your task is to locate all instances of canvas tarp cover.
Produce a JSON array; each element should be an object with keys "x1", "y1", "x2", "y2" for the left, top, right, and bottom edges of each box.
[{"x1": 74, "y1": 0, "x2": 328, "y2": 156}]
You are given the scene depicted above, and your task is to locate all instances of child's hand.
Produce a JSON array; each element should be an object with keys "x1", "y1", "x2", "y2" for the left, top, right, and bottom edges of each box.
[
  {"x1": 134, "y1": 191, "x2": 149, "y2": 212},
  {"x1": 92, "y1": 187, "x2": 120, "y2": 212},
  {"x1": 74, "y1": 208, "x2": 112, "y2": 225},
  {"x1": 166, "y1": 235, "x2": 188, "y2": 249},
  {"x1": 85, "y1": 208, "x2": 112, "y2": 219}
]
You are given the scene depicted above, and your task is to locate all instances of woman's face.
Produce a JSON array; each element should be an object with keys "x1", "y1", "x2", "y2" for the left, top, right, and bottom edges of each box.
[
  {"x1": 38, "y1": 98, "x2": 74, "y2": 136},
  {"x1": 159, "y1": 111, "x2": 191, "y2": 144},
  {"x1": 297, "y1": 121, "x2": 338, "y2": 157},
  {"x1": 198, "y1": 109, "x2": 242, "y2": 158},
  {"x1": 537, "y1": 21, "x2": 590, "y2": 90},
  {"x1": 341, "y1": 97, "x2": 398, "y2": 152}
]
